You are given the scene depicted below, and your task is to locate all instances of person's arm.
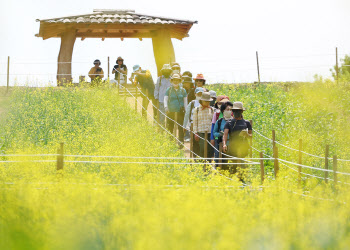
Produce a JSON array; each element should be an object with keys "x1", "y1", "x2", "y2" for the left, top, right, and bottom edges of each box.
[
  {"x1": 223, "y1": 128, "x2": 230, "y2": 152},
  {"x1": 118, "y1": 66, "x2": 127, "y2": 75},
  {"x1": 112, "y1": 66, "x2": 117, "y2": 74},
  {"x1": 183, "y1": 96, "x2": 188, "y2": 109},
  {"x1": 154, "y1": 77, "x2": 160, "y2": 100},
  {"x1": 88, "y1": 68, "x2": 94, "y2": 79},
  {"x1": 213, "y1": 121, "x2": 220, "y2": 139},
  {"x1": 210, "y1": 123, "x2": 215, "y2": 140},
  {"x1": 100, "y1": 69, "x2": 104, "y2": 79},
  {"x1": 183, "y1": 102, "x2": 192, "y2": 129}
]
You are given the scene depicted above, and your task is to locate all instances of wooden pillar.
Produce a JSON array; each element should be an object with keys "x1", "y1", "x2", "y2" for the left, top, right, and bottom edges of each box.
[
  {"x1": 151, "y1": 29, "x2": 176, "y2": 77},
  {"x1": 325, "y1": 145, "x2": 329, "y2": 183},
  {"x1": 260, "y1": 152, "x2": 264, "y2": 184},
  {"x1": 57, "y1": 29, "x2": 76, "y2": 86},
  {"x1": 274, "y1": 146, "x2": 279, "y2": 178},
  {"x1": 57, "y1": 142, "x2": 64, "y2": 171}
]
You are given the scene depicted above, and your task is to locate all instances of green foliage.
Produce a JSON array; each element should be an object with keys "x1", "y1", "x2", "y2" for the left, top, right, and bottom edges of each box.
[{"x1": 0, "y1": 86, "x2": 350, "y2": 249}]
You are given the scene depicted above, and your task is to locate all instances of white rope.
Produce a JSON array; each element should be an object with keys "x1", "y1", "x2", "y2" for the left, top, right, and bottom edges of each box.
[
  {"x1": 65, "y1": 160, "x2": 260, "y2": 165},
  {"x1": 64, "y1": 155, "x2": 273, "y2": 161},
  {"x1": 252, "y1": 128, "x2": 350, "y2": 161},
  {"x1": 0, "y1": 160, "x2": 56, "y2": 163},
  {"x1": 0, "y1": 154, "x2": 58, "y2": 157}
]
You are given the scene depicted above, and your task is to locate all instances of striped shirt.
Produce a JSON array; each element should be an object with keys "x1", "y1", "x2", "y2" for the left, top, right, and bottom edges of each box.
[{"x1": 193, "y1": 105, "x2": 214, "y2": 134}]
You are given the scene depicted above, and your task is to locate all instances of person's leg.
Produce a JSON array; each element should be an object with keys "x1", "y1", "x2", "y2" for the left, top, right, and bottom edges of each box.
[
  {"x1": 193, "y1": 139, "x2": 200, "y2": 158},
  {"x1": 177, "y1": 111, "x2": 185, "y2": 144},
  {"x1": 151, "y1": 96, "x2": 158, "y2": 120},
  {"x1": 159, "y1": 102, "x2": 165, "y2": 126},
  {"x1": 207, "y1": 133, "x2": 214, "y2": 158},
  {"x1": 142, "y1": 96, "x2": 149, "y2": 118},
  {"x1": 198, "y1": 132, "x2": 205, "y2": 158},
  {"x1": 167, "y1": 112, "x2": 175, "y2": 133}
]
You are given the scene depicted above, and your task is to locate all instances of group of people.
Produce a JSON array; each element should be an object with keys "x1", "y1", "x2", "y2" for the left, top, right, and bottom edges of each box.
[{"x1": 88, "y1": 58, "x2": 253, "y2": 174}]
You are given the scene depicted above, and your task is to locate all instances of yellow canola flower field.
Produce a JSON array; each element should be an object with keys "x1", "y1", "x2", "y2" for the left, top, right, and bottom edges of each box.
[{"x1": 0, "y1": 86, "x2": 349, "y2": 250}]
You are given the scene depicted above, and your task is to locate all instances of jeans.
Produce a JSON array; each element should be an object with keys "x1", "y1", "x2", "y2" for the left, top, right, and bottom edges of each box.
[{"x1": 167, "y1": 111, "x2": 185, "y2": 143}]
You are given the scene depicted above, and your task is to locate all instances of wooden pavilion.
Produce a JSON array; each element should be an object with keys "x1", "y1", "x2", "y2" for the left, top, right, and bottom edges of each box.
[{"x1": 35, "y1": 9, "x2": 197, "y2": 85}]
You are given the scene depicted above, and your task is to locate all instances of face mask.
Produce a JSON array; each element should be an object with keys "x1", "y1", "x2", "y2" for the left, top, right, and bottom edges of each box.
[
  {"x1": 163, "y1": 72, "x2": 171, "y2": 78},
  {"x1": 196, "y1": 96, "x2": 201, "y2": 100},
  {"x1": 217, "y1": 104, "x2": 222, "y2": 109},
  {"x1": 224, "y1": 110, "x2": 232, "y2": 119},
  {"x1": 173, "y1": 83, "x2": 179, "y2": 88}
]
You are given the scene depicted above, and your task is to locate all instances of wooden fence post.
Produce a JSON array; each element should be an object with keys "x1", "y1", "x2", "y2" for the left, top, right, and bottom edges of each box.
[
  {"x1": 256, "y1": 51, "x2": 261, "y2": 84},
  {"x1": 336, "y1": 47, "x2": 339, "y2": 84},
  {"x1": 108, "y1": 56, "x2": 110, "y2": 80},
  {"x1": 7, "y1": 56, "x2": 10, "y2": 94},
  {"x1": 325, "y1": 145, "x2": 329, "y2": 183},
  {"x1": 298, "y1": 139, "x2": 302, "y2": 185},
  {"x1": 157, "y1": 102, "x2": 160, "y2": 125},
  {"x1": 260, "y1": 152, "x2": 264, "y2": 184},
  {"x1": 274, "y1": 146, "x2": 279, "y2": 178},
  {"x1": 135, "y1": 87, "x2": 138, "y2": 112},
  {"x1": 57, "y1": 142, "x2": 64, "y2": 171},
  {"x1": 333, "y1": 155, "x2": 337, "y2": 188},
  {"x1": 219, "y1": 142, "x2": 223, "y2": 164},
  {"x1": 190, "y1": 123, "x2": 194, "y2": 158},
  {"x1": 174, "y1": 113, "x2": 178, "y2": 138},
  {"x1": 249, "y1": 120, "x2": 253, "y2": 159}
]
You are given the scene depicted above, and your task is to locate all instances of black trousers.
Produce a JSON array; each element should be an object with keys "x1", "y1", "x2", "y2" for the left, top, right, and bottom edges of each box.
[{"x1": 167, "y1": 111, "x2": 185, "y2": 143}]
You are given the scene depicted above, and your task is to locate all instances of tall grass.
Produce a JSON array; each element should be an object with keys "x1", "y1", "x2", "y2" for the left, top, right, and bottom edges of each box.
[{"x1": 0, "y1": 85, "x2": 349, "y2": 249}]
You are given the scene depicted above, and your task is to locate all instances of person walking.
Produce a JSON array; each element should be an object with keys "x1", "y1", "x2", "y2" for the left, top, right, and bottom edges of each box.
[
  {"x1": 222, "y1": 102, "x2": 252, "y2": 181},
  {"x1": 210, "y1": 96, "x2": 230, "y2": 148},
  {"x1": 154, "y1": 64, "x2": 172, "y2": 125},
  {"x1": 130, "y1": 65, "x2": 157, "y2": 119},
  {"x1": 192, "y1": 92, "x2": 215, "y2": 159},
  {"x1": 164, "y1": 74, "x2": 188, "y2": 146},
  {"x1": 213, "y1": 101, "x2": 233, "y2": 167},
  {"x1": 193, "y1": 74, "x2": 209, "y2": 92},
  {"x1": 183, "y1": 87, "x2": 204, "y2": 149},
  {"x1": 111, "y1": 56, "x2": 127, "y2": 86}
]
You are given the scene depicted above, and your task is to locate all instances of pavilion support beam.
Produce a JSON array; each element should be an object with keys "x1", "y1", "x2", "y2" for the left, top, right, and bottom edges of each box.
[
  {"x1": 151, "y1": 29, "x2": 176, "y2": 77},
  {"x1": 57, "y1": 29, "x2": 76, "y2": 86}
]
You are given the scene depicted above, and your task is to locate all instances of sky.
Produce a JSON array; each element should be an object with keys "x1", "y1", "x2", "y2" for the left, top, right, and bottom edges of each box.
[{"x1": 1, "y1": 0, "x2": 350, "y2": 86}]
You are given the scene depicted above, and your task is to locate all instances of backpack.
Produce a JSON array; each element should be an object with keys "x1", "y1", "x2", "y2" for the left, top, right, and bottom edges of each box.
[
  {"x1": 216, "y1": 118, "x2": 224, "y2": 143},
  {"x1": 227, "y1": 119, "x2": 250, "y2": 158}
]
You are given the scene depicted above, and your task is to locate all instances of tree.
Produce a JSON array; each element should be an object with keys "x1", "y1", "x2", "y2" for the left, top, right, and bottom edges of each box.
[{"x1": 331, "y1": 54, "x2": 350, "y2": 81}]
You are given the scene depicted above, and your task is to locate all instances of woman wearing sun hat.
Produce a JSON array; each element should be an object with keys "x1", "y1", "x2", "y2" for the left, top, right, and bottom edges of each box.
[
  {"x1": 164, "y1": 73, "x2": 188, "y2": 146},
  {"x1": 222, "y1": 102, "x2": 252, "y2": 180},
  {"x1": 111, "y1": 56, "x2": 127, "y2": 85},
  {"x1": 193, "y1": 73, "x2": 209, "y2": 92}
]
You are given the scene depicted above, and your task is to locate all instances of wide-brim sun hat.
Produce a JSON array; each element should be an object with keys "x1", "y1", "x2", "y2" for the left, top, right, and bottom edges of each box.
[
  {"x1": 200, "y1": 92, "x2": 213, "y2": 102},
  {"x1": 182, "y1": 76, "x2": 193, "y2": 83},
  {"x1": 171, "y1": 73, "x2": 181, "y2": 80},
  {"x1": 195, "y1": 87, "x2": 204, "y2": 94},
  {"x1": 194, "y1": 73, "x2": 205, "y2": 81},
  {"x1": 161, "y1": 64, "x2": 172, "y2": 71},
  {"x1": 209, "y1": 90, "x2": 217, "y2": 99},
  {"x1": 133, "y1": 65, "x2": 140, "y2": 72},
  {"x1": 219, "y1": 98, "x2": 230, "y2": 103},
  {"x1": 229, "y1": 102, "x2": 246, "y2": 111},
  {"x1": 216, "y1": 95, "x2": 230, "y2": 103}
]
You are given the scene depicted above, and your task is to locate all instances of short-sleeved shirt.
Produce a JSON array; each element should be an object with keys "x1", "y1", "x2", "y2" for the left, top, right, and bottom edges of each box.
[
  {"x1": 113, "y1": 64, "x2": 127, "y2": 80},
  {"x1": 136, "y1": 70, "x2": 155, "y2": 97},
  {"x1": 165, "y1": 87, "x2": 187, "y2": 112},
  {"x1": 224, "y1": 119, "x2": 252, "y2": 134}
]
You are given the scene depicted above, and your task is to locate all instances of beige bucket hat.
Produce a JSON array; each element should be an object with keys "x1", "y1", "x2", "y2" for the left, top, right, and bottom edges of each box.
[
  {"x1": 230, "y1": 101, "x2": 246, "y2": 111},
  {"x1": 200, "y1": 92, "x2": 213, "y2": 102}
]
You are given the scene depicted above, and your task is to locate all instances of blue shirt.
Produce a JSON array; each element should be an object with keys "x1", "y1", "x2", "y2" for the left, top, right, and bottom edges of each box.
[
  {"x1": 165, "y1": 87, "x2": 187, "y2": 112},
  {"x1": 214, "y1": 118, "x2": 229, "y2": 140}
]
